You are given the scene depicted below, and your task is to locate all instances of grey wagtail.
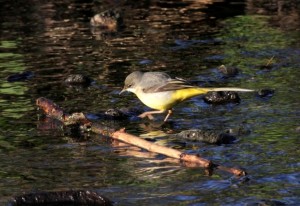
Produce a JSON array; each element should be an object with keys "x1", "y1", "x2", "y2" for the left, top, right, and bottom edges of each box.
[{"x1": 120, "y1": 71, "x2": 254, "y2": 121}]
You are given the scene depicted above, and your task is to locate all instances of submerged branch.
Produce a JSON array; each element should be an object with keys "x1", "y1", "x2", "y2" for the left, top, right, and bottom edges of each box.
[{"x1": 36, "y1": 97, "x2": 246, "y2": 176}]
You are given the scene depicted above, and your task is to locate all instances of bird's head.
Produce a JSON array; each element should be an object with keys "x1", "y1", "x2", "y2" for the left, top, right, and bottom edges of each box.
[{"x1": 119, "y1": 71, "x2": 143, "y2": 94}]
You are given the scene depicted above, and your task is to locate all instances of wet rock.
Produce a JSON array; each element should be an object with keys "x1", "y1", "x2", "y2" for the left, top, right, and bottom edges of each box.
[
  {"x1": 104, "y1": 108, "x2": 128, "y2": 120},
  {"x1": 64, "y1": 74, "x2": 93, "y2": 85},
  {"x1": 174, "y1": 129, "x2": 236, "y2": 144},
  {"x1": 10, "y1": 190, "x2": 113, "y2": 206},
  {"x1": 203, "y1": 91, "x2": 241, "y2": 104},
  {"x1": 7, "y1": 71, "x2": 34, "y2": 82},
  {"x1": 256, "y1": 89, "x2": 274, "y2": 98},
  {"x1": 225, "y1": 126, "x2": 251, "y2": 136},
  {"x1": 94, "y1": 107, "x2": 142, "y2": 121},
  {"x1": 218, "y1": 65, "x2": 239, "y2": 77},
  {"x1": 90, "y1": 9, "x2": 123, "y2": 31}
]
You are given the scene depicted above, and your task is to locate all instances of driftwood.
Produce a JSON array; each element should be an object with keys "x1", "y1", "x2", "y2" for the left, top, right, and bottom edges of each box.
[{"x1": 36, "y1": 97, "x2": 246, "y2": 176}]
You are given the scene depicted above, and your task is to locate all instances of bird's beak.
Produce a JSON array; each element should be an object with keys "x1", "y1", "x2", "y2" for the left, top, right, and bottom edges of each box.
[{"x1": 119, "y1": 88, "x2": 126, "y2": 95}]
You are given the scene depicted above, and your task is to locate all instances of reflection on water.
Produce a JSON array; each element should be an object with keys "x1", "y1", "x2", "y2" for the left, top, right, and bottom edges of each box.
[{"x1": 0, "y1": 0, "x2": 300, "y2": 205}]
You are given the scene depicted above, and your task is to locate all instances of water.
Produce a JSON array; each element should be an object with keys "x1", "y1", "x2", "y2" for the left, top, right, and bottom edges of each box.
[{"x1": 0, "y1": 0, "x2": 300, "y2": 205}]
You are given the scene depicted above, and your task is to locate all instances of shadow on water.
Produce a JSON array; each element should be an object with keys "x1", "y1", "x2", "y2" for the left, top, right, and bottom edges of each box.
[{"x1": 0, "y1": 0, "x2": 300, "y2": 205}]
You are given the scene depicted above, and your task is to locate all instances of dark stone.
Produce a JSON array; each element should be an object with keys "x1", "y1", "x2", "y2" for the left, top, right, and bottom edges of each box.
[
  {"x1": 256, "y1": 89, "x2": 274, "y2": 98},
  {"x1": 64, "y1": 74, "x2": 93, "y2": 85},
  {"x1": 10, "y1": 190, "x2": 113, "y2": 206},
  {"x1": 218, "y1": 65, "x2": 239, "y2": 77},
  {"x1": 104, "y1": 108, "x2": 128, "y2": 120},
  {"x1": 174, "y1": 129, "x2": 236, "y2": 144},
  {"x1": 7, "y1": 71, "x2": 34, "y2": 82},
  {"x1": 203, "y1": 91, "x2": 241, "y2": 104},
  {"x1": 102, "y1": 107, "x2": 144, "y2": 120}
]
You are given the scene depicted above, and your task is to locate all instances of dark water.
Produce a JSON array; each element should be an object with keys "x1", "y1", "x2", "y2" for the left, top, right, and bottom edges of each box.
[{"x1": 1, "y1": 0, "x2": 300, "y2": 205}]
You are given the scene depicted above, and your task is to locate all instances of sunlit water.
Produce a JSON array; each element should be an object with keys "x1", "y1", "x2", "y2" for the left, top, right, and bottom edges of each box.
[{"x1": 0, "y1": 0, "x2": 299, "y2": 205}]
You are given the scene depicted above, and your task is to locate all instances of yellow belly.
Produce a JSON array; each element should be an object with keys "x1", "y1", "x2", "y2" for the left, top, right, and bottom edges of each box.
[
  {"x1": 136, "y1": 87, "x2": 210, "y2": 111},
  {"x1": 136, "y1": 91, "x2": 175, "y2": 111}
]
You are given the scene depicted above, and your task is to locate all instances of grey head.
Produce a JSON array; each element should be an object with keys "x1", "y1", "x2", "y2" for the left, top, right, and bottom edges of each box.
[{"x1": 120, "y1": 71, "x2": 144, "y2": 94}]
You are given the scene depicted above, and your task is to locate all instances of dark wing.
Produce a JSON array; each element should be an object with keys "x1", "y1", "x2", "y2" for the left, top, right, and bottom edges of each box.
[{"x1": 143, "y1": 77, "x2": 195, "y2": 93}]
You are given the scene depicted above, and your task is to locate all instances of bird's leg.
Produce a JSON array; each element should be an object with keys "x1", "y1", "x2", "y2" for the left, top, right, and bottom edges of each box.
[
  {"x1": 138, "y1": 110, "x2": 166, "y2": 120},
  {"x1": 163, "y1": 109, "x2": 173, "y2": 122}
]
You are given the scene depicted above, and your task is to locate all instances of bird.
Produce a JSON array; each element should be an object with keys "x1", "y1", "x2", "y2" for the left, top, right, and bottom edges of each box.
[{"x1": 120, "y1": 71, "x2": 254, "y2": 122}]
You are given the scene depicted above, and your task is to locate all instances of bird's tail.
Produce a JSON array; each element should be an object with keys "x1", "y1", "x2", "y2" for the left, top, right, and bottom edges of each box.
[
  {"x1": 173, "y1": 87, "x2": 254, "y2": 102},
  {"x1": 208, "y1": 87, "x2": 254, "y2": 92}
]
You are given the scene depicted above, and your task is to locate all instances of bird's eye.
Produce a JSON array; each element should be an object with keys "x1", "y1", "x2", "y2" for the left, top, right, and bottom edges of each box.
[{"x1": 127, "y1": 84, "x2": 132, "y2": 88}]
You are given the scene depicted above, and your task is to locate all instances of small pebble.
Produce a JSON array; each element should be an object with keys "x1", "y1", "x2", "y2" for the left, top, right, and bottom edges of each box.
[{"x1": 218, "y1": 65, "x2": 239, "y2": 76}]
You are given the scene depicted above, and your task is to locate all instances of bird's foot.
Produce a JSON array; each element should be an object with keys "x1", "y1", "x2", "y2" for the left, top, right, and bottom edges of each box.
[{"x1": 138, "y1": 112, "x2": 155, "y2": 120}]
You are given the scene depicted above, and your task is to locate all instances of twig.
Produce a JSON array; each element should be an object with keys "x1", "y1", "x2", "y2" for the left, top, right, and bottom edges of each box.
[
  {"x1": 265, "y1": 56, "x2": 275, "y2": 66},
  {"x1": 36, "y1": 97, "x2": 246, "y2": 176}
]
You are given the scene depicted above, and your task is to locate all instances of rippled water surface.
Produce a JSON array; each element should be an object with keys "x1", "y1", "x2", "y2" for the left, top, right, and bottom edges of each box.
[{"x1": 1, "y1": 0, "x2": 300, "y2": 205}]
